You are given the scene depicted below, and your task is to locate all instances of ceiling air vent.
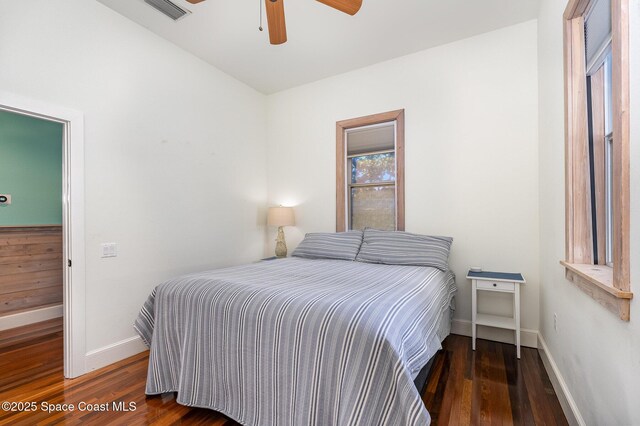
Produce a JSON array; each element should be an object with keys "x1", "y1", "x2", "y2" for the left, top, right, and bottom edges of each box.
[{"x1": 144, "y1": 0, "x2": 191, "y2": 21}]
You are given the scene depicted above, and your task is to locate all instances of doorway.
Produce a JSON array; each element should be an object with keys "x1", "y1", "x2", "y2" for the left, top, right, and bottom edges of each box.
[
  {"x1": 0, "y1": 91, "x2": 86, "y2": 378},
  {"x1": 0, "y1": 110, "x2": 64, "y2": 361}
]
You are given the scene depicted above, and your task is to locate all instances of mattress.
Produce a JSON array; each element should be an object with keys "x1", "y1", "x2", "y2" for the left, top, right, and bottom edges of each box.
[{"x1": 135, "y1": 257, "x2": 456, "y2": 425}]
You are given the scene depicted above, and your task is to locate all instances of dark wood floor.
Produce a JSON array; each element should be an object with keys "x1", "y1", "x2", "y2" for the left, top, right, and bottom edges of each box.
[
  {"x1": 423, "y1": 335, "x2": 568, "y2": 425},
  {"x1": 0, "y1": 320, "x2": 567, "y2": 425}
]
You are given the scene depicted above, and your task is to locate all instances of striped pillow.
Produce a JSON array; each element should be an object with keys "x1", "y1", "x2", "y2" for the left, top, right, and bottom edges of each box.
[
  {"x1": 355, "y1": 229, "x2": 453, "y2": 271},
  {"x1": 292, "y1": 231, "x2": 363, "y2": 261}
]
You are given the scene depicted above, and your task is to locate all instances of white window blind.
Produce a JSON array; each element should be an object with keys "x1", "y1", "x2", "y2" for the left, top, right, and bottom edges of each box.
[{"x1": 585, "y1": 0, "x2": 611, "y2": 72}]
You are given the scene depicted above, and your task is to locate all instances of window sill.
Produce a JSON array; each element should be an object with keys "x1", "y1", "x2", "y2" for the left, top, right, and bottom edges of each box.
[{"x1": 560, "y1": 261, "x2": 633, "y2": 321}]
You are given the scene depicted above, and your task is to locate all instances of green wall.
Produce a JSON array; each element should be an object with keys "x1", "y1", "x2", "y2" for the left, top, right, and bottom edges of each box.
[{"x1": 0, "y1": 110, "x2": 63, "y2": 225}]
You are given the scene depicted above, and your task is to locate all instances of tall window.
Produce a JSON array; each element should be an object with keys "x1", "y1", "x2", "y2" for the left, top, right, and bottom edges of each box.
[
  {"x1": 336, "y1": 110, "x2": 404, "y2": 232},
  {"x1": 562, "y1": 0, "x2": 631, "y2": 320},
  {"x1": 587, "y1": 46, "x2": 613, "y2": 266},
  {"x1": 348, "y1": 125, "x2": 396, "y2": 230}
]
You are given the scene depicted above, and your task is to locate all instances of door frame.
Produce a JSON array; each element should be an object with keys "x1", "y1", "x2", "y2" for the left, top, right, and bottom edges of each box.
[{"x1": 0, "y1": 90, "x2": 86, "y2": 378}]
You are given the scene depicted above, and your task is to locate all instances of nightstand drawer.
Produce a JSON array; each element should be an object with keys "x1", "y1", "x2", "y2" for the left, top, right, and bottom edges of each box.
[{"x1": 477, "y1": 281, "x2": 515, "y2": 292}]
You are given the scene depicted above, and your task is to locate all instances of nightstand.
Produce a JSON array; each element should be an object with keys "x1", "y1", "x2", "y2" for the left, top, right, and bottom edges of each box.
[{"x1": 467, "y1": 270, "x2": 526, "y2": 358}]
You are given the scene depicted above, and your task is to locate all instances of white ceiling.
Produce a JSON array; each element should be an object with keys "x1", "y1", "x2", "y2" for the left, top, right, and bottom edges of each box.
[{"x1": 97, "y1": 0, "x2": 538, "y2": 94}]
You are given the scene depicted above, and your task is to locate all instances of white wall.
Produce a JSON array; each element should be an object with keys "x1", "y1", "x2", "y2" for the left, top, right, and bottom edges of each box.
[
  {"x1": 266, "y1": 21, "x2": 540, "y2": 339},
  {"x1": 0, "y1": 0, "x2": 267, "y2": 355},
  {"x1": 537, "y1": 0, "x2": 640, "y2": 424}
]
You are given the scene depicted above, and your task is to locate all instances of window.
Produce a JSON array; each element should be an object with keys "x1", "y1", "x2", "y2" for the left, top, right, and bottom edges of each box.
[
  {"x1": 349, "y1": 150, "x2": 396, "y2": 230},
  {"x1": 562, "y1": 0, "x2": 631, "y2": 320},
  {"x1": 336, "y1": 110, "x2": 404, "y2": 232},
  {"x1": 587, "y1": 49, "x2": 612, "y2": 266}
]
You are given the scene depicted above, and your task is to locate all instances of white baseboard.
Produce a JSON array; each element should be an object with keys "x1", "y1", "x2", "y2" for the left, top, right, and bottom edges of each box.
[
  {"x1": 0, "y1": 305, "x2": 63, "y2": 331},
  {"x1": 451, "y1": 318, "x2": 538, "y2": 348},
  {"x1": 85, "y1": 335, "x2": 148, "y2": 372},
  {"x1": 537, "y1": 333, "x2": 585, "y2": 426}
]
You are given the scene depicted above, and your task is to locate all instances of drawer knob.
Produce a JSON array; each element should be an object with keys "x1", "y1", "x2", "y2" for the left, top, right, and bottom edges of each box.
[{"x1": 493, "y1": 283, "x2": 497, "y2": 287}]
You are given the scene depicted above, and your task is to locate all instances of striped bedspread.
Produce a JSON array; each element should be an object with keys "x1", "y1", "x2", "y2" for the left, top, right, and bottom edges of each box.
[{"x1": 135, "y1": 257, "x2": 456, "y2": 426}]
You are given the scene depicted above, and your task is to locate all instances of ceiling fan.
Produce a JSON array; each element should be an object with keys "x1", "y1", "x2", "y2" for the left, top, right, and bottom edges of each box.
[{"x1": 184, "y1": 0, "x2": 362, "y2": 45}]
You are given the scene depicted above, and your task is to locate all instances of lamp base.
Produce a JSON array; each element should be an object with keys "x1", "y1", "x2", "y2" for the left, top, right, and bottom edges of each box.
[{"x1": 275, "y1": 226, "x2": 287, "y2": 258}]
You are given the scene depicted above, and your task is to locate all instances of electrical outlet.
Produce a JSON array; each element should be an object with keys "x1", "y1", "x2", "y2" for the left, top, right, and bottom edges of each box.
[
  {"x1": 101, "y1": 243, "x2": 118, "y2": 258},
  {"x1": 553, "y1": 313, "x2": 558, "y2": 333}
]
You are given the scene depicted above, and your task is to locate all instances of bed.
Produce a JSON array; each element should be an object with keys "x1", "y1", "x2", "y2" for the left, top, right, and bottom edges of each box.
[{"x1": 135, "y1": 254, "x2": 455, "y2": 425}]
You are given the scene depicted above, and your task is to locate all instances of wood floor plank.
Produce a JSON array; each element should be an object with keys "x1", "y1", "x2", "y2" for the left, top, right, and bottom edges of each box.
[
  {"x1": 0, "y1": 328, "x2": 568, "y2": 425},
  {"x1": 0, "y1": 317, "x2": 63, "y2": 351},
  {"x1": 445, "y1": 336, "x2": 468, "y2": 426},
  {"x1": 427, "y1": 348, "x2": 451, "y2": 424},
  {"x1": 425, "y1": 336, "x2": 568, "y2": 426}
]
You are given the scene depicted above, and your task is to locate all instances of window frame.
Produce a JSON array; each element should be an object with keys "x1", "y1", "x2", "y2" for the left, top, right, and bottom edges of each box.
[
  {"x1": 605, "y1": 132, "x2": 614, "y2": 266},
  {"x1": 562, "y1": 0, "x2": 632, "y2": 320},
  {"x1": 336, "y1": 109, "x2": 405, "y2": 232}
]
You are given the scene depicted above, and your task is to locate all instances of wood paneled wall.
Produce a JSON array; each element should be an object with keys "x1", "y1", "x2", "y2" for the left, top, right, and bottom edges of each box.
[{"x1": 0, "y1": 226, "x2": 63, "y2": 316}]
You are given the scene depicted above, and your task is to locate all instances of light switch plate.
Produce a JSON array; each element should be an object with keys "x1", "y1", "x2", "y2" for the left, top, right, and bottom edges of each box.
[
  {"x1": 0, "y1": 194, "x2": 11, "y2": 205},
  {"x1": 101, "y1": 243, "x2": 118, "y2": 258}
]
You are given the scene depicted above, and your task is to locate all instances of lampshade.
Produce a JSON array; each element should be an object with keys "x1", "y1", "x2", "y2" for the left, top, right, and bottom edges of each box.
[{"x1": 267, "y1": 206, "x2": 295, "y2": 227}]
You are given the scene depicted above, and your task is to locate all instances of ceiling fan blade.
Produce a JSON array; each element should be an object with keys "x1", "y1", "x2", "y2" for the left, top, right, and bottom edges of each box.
[
  {"x1": 185, "y1": 0, "x2": 206, "y2": 4},
  {"x1": 316, "y1": 0, "x2": 362, "y2": 15},
  {"x1": 265, "y1": 0, "x2": 287, "y2": 45}
]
